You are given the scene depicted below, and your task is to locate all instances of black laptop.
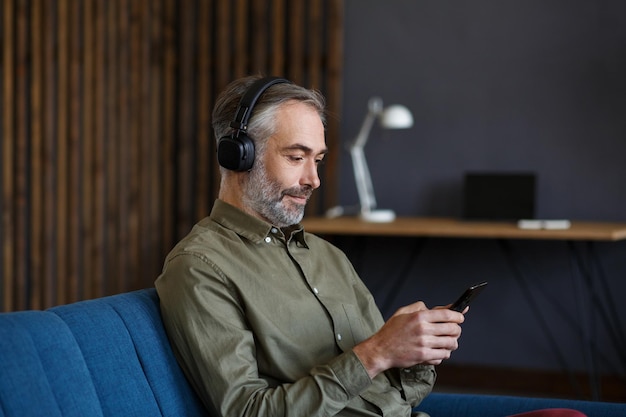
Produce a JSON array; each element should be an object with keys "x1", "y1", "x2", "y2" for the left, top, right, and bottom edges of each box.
[{"x1": 463, "y1": 172, "x2": 536, "y2": 221}]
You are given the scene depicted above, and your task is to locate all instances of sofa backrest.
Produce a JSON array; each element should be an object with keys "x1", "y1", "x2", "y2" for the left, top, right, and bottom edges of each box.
[
  {"x1": 4, "y1": 289, "x2": 625, "y2": 417},
  {"x1": 0, "y1": 289, "x2": 208, "y2": 417}
]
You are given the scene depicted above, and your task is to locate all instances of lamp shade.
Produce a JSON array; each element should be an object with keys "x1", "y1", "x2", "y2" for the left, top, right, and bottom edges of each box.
[{"x1": 380, "y1": 105, "x2": 413, "y2": 129}]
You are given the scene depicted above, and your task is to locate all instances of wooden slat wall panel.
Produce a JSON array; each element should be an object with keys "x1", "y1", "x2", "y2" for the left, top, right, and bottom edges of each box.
[
  {"x1": 0, "y1": 0, "x2": 343, "y2": 311},
  {"x1": 195, "y1": 0, "x2": 213, "y2": 220},
  {"x1": 160, "y1": 0, "x2": 176, "y2": 262},
  {"x1": 30, "y1": 0, "x2": 43, "y2": 309},
  {"x1": 2, "y1": 0, "x2": 16, "y2": 312},
  {"x1": 14, "y1": 0, "x2": 28, "y2": 308},
  {"x1": 42, "y1": 0, "x2": 58, "y2": 307},
  {"x1": 83, "y1": 1, "x2": 93, "y2": 296}
]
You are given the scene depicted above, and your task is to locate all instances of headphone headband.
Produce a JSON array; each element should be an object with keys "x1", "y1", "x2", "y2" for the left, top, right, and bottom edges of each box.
[{"x1": 230, "y1": 76, "x2": 291, "y2": 136}]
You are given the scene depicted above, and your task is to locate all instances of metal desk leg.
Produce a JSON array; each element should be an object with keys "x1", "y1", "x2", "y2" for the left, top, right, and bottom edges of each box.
[
  {"x1": 497, "y1": 239, "x2": 587, "y2": 399},
  {"x1": 567, "y1": 241, "x2": 626, "y2": 381},
  {"x1": 380, "y1": 238, "x2": 427, "y2": 317}
]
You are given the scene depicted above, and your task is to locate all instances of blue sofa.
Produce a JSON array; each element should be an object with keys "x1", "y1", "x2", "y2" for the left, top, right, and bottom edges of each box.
[{"x1": 1, "y1": 288, "x2": 624, "y2": 417}]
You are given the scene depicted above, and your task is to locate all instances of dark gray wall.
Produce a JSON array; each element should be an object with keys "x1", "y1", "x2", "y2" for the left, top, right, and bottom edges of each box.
[
  {"x1": 340, "y1": 0, "x2": 626, "y2": 221},
  {"x1": 336, "y1": 1, "x2": 626, "y2": 377}
]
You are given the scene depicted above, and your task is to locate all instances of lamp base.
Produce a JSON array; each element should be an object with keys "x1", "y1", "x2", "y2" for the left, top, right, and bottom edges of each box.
[{"x1": 359, "y1": 209, "x2": 396, "y2": 223}]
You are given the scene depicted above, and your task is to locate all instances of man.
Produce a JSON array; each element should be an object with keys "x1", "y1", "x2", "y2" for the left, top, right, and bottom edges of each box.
[{"x1": 155, "y1": 76, "x2": 583, "y2": 417}]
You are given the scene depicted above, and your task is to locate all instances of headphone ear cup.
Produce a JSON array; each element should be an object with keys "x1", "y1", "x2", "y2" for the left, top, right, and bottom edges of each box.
[
  {"x1": 217, "y1": 77, "x2": 290, "y2": 171},
  {"x1": 217, "y1": 134, "x2": 255, "y2": 171}
]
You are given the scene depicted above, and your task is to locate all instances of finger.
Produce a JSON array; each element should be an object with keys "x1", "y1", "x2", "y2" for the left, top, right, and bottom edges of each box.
[
  {"x1": 406, "y1": 330, "x2": 461, "y2": 355},
  {"x1": 422, "y1": 308, "x2": 465, "y2": 324},
  {"x1": 423, "y1": 334, "x2": 460, "y2": 350},
  {"x1": 435, "y1": 304, "x2": 470, "y2": 315},
  {"x1": 394, "y1": 300, "x2": 428, "y2": 316},
  {"x1": 431, "y1": 322, "x2": 463, "y2": 338},
  {"x1": 420, "y1": 344, "x2": 457, "y2": 364}
]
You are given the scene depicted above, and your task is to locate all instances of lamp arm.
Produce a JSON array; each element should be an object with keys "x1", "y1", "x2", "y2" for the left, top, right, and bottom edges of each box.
[
  {"x1": 350, "y1": 147, "x2": 377, "y2": 213},
  {"x1": 351, "y1": 111, "x2": 377, "y2": 149},
  {"x1": 350, "y1": 97, "x2": 383, "y2": 149},
  {"x1": 348, "y1": 97, "x2": 384, "y2": 216}
]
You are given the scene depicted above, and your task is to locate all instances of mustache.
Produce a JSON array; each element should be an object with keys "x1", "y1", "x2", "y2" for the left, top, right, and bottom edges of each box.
[{"x1": 281, "y1": 185, "x2": 313, "y2": 201}]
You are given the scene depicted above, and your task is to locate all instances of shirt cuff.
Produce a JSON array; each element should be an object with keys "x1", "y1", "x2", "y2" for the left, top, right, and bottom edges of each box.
[
  {"x1": 400, "y1": 365, "x2": 436, "y2": 405},
  {"x1": 328, "y1": 350, "x2": 373, "y2": 397}
]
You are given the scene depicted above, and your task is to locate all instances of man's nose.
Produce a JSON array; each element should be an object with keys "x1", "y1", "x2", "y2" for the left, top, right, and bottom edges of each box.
[{"x1": 302, "y1": 159, "x2": 321, "y2": 189}]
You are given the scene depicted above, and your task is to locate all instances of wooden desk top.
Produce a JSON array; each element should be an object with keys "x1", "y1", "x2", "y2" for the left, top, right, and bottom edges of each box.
[{"x1": 301, "y1": 216, "x2": 626, "y2": 241}]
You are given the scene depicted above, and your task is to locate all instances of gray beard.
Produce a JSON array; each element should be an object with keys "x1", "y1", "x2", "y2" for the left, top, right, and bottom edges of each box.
[{"x1": 242, "y1": 160, "x2": 311, "y2": 228}]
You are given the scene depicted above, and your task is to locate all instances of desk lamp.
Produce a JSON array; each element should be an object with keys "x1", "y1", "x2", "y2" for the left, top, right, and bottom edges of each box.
[{"x1": 349, "y1": 97, "x2": 414, "y2": 222}]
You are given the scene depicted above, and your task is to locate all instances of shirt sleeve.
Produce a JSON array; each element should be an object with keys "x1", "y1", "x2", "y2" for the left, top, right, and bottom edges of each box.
[
  {"x1": 347, "y1": 268, "x2": 436, "y2": 408},
  {"x1": 156, "y1": 253, "x2": 374, "y2": 417}
]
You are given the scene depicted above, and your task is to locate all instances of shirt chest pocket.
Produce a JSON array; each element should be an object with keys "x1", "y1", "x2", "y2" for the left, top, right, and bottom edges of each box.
[{"x1": 330, "y1": 303, "x2": 368, "y2": 352}]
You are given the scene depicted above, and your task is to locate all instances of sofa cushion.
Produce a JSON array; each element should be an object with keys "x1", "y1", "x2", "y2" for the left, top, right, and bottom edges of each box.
[{"x1": 0, "y1": 289, "x2": 208, "y2": 417}]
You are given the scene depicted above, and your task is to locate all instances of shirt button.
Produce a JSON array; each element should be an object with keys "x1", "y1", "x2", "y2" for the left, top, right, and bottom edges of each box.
[
  {"x1": 264, "y1": 237, "x2": 272, "y2": 243},
  {"x1": 313, "y1": 287, "x2": 319, "y2": 294},
  {"x1": 337, "y1": 333, "x2": 342, "y2": 341}
]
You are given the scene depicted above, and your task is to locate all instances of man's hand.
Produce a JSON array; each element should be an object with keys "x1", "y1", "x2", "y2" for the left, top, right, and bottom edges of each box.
[{"x1": 353, "y1": 301, "x2": 465, "y2": 379}]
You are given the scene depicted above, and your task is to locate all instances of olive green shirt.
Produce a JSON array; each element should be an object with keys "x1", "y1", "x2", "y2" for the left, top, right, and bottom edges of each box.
[{"x1": 155, "y1": 199, "x2": 435, "y2": 417}]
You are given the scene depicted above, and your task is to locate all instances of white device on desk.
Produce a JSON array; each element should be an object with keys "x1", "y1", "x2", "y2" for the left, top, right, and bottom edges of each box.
[{"x1": 518, "y1": 219, "x2": 571, "y2": 230}]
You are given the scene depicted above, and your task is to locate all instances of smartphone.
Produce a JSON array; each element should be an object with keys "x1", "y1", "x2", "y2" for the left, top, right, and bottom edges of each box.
[{"x1": 450, "y1": 281, "x2": 488, "y2": 312}]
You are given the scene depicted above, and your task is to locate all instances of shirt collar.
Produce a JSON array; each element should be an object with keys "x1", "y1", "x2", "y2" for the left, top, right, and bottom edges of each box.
[{"x1": 210, "y1": 199, "x2": 308, "y2": 247}]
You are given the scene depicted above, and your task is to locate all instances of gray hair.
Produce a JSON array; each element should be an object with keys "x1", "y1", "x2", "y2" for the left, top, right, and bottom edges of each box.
[{"x1": 212, "y1": 75, "x2": 326, "y2": 162}]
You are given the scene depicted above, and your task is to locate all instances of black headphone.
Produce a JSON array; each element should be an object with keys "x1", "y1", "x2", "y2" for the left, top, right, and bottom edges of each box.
[{"x1": 217, "y1": 76, "x2": 291, "y2": 171}]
